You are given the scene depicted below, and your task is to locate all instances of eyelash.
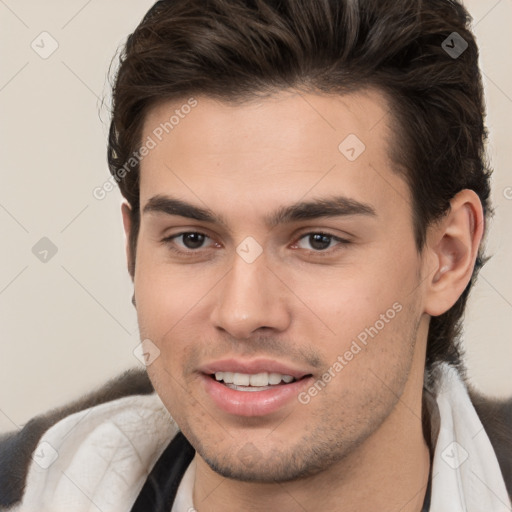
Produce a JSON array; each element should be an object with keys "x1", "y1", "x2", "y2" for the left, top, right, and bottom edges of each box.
[{"x1": 160, "y1": 231, "x2": 351, "y2": 257}]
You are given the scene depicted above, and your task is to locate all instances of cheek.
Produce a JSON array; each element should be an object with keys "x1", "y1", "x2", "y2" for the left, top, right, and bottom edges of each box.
[
  {"x1": 134, "y1": 241, "x2": 215, "y2": 337},
  {"x1": 296, "y1": 298, "x2": 419, "y2": 429},
  {"x1": 285, "y1": 247, "x2": 419, "y2": 348}
]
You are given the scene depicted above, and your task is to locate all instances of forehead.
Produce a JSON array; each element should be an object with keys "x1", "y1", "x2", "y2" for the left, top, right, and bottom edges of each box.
[{"x1": 138, "y1": 89, "x2": 410, "y2": 219}]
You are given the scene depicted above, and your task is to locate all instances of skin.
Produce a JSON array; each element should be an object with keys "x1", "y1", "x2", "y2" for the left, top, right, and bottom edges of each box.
[{"x1": 121, "y1": 89, "x2": 484, "y2": 511}]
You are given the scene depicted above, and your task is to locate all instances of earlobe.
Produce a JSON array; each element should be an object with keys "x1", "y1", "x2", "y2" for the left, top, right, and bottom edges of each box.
[
  {"x1": 121, "y1": 201, "x2": 135, "y2": 280},
  {"x1": 424, "y1": 190, "x2": 484, "y2": 317}
]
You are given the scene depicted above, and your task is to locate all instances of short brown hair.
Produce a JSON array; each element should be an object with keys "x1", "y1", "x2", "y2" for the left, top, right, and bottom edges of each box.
[{"x1": 107, "y1": 0, "x2": 492, "y2": 373}]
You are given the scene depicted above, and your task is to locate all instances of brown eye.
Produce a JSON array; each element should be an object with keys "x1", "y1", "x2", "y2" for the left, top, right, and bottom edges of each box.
[
  {"x1": 162, "y1": 231, "x2": 215, "y2": 252},
  {"x1": 180, "y1": 232, "x2": 207, "y2": 249},
  {"x1": 308, "y1": 234, "x2": 332, "y2": 251},
  {"x1": 296, "y1": 232, "x2": 346, "y2": 251}
]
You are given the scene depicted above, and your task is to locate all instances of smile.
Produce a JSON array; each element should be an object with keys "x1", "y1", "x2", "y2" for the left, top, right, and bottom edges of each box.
[
  {"x1": 213, "y1": 371, "x2": 296, "y2": 391},
  {"x1": 202, "y1": 371, "x2": 313, "y2": 416}
]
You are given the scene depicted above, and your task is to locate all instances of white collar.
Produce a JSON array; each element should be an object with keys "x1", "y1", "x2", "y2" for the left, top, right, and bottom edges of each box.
[
  {"x1": 429, "y1": 364, "x2": 510, "y2": 511},
  {"x1": 13, "y1": 392, "x2": 178, "y2": 512}
]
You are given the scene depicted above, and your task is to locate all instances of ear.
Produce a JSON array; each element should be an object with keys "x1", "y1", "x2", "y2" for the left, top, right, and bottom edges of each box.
[
  {"x1": 423, "y1": 189, "x2": 485, "y2": 317},
  {"x1": 121, "y1": 200, "x2": 135, "y2": 280}
]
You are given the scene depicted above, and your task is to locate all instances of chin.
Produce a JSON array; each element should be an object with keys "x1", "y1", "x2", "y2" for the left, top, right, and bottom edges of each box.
[{"x1": 201, "y1": 450, "x2": 329, "y2": 483}]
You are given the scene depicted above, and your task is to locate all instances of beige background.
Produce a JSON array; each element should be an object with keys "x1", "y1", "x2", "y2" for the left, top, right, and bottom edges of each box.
[{"x1": 0, "y1": 0, "x2": 511, "y2": 435}]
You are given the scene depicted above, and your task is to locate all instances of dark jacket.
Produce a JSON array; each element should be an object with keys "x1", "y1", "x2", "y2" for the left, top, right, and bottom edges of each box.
[{"x1": 1, "y1": 368, "x2": 511, "y2": 510}]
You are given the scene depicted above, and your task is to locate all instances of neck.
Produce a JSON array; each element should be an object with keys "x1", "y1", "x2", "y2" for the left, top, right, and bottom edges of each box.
[{"x1": 192, "y1": 367, "x2": 431, "y2": 512}]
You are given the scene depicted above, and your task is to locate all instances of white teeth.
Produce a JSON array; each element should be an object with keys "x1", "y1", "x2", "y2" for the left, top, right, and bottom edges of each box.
[
  {"x1": 268, "y1": 372, "x2": 282, "y2": 385},
  {"x1": 215, "y1": 371, "x2": 234, "y2": 384},
  {"x1": 249, "y1": 372, "x2": 269, "y2": 386},
  {"x1": 226, "y1": 384, "x2": 273, "y2": 392},
  {"x1": 233, "y1": 373, "x2": 250, "y2": 386},
  {"x1": 213, "y1": 371, "x2": 296, "y2": 386}
]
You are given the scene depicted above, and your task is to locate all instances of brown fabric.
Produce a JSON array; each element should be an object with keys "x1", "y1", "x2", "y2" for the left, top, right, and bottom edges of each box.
[{"x1": 469, "y1": 387, "x2": 512, "y2": 501}]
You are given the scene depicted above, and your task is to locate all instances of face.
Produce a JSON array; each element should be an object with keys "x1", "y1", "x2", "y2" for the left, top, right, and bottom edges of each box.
[{"x1": 130, "y1": 89, "x2": 429, "y2": 482}]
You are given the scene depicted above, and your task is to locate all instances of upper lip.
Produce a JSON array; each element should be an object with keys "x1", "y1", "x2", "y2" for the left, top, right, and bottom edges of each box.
[{"x1": 199, "y1": 358, "x2": 312, "y2": 380}]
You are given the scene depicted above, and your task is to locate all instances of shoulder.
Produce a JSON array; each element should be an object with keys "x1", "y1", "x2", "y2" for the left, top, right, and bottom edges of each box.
[
  {"x1": 0, "y1": 368, "x2": 155, "y2": 510},
  {"x1": 469, "y1": 386, "x2": 512, "y2": 499}
]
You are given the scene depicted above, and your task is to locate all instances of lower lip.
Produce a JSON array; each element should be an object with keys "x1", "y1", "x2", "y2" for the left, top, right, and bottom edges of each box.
[{"x1": 201, "y1": 374, "x2": 313, "y2": 417}]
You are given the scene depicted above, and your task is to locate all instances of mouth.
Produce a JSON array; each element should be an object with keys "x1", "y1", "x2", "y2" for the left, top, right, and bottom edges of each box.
[
  {"x1": 209, "y1": 371, "x2": 310, "y2": 392},
  {"x1": 199, "y1": 362, "x2": 314, "y2": 416}
]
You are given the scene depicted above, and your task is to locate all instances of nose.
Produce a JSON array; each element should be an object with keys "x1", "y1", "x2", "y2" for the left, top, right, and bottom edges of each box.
[{"x1": 210, "y1": 249, "x2": 291, "y2": 339}]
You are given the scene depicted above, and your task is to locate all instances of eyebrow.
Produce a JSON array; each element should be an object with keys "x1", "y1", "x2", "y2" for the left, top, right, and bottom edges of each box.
[{"x1": 142, "y1": 194, "x2": 376, "y2": 228}]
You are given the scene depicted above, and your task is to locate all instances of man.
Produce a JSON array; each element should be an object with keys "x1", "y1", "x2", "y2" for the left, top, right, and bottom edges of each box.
[{"x1": 1, "y1": 0, "x2": 511, "y2": 510}]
